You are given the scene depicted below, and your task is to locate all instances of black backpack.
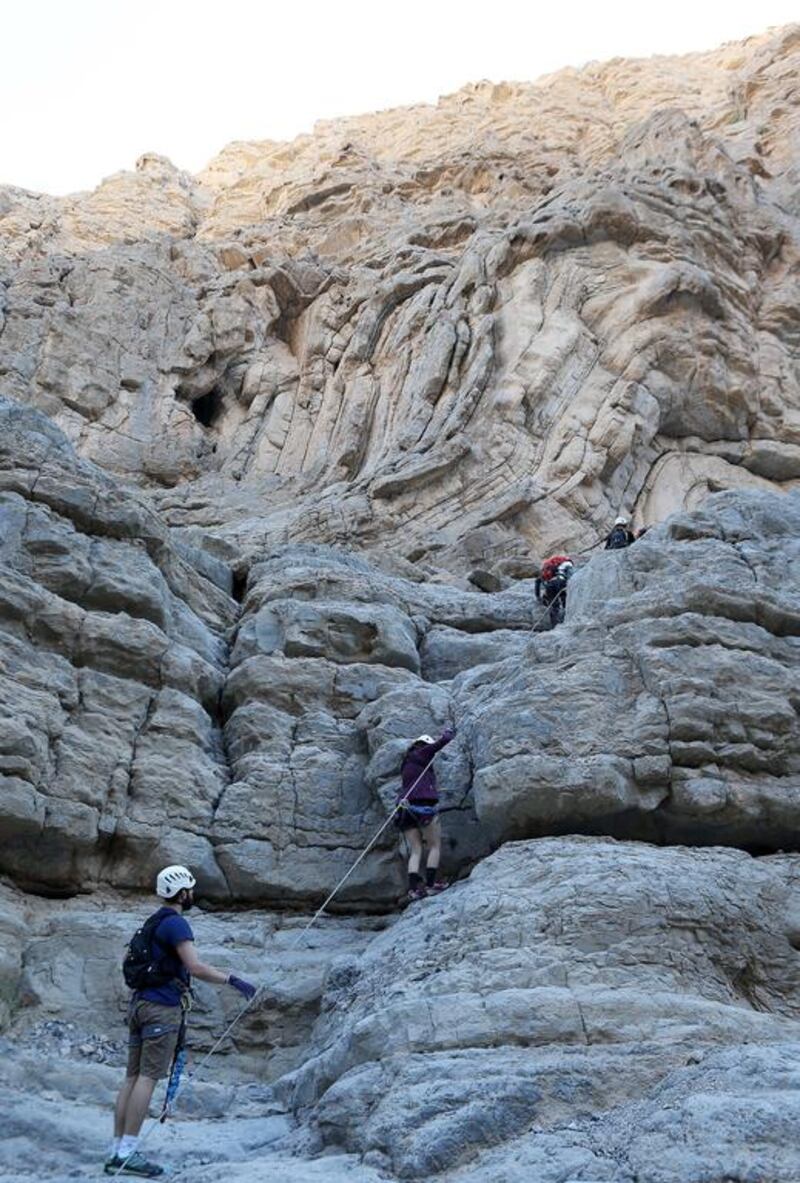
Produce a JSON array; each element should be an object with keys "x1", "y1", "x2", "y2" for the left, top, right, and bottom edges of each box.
[
  {"x1": 122, "y1": 910, "x2": 177, "y2": 991},
  {"x1": 606, "y1": 525, "x2": 630, "y2": 550}
]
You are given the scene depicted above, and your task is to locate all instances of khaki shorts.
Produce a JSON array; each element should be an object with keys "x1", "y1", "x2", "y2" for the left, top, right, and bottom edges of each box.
[{"x1": 126, "y1": 998, "x2": 183, "y2": 1080}]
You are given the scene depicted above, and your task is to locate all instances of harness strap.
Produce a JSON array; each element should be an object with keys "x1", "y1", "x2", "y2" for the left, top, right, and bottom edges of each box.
[
  {"x1": 400, "y1": 803, "x2": 439, "y2": 816},
  {"x1": 160, "y1": 1046, "x2": 188, "y2": 1123}
]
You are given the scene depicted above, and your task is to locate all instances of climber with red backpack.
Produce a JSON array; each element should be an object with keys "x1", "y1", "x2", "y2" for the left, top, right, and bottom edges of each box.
[
  {"x1": 107, "y1": 865, "x2": 257, "y2": 1178},
  {"x1": 535, "y1": 555, "x2": 574, "y2": 627},
  {"x1": 396, "y1": 728, "x2": 456, "y2": 900}
]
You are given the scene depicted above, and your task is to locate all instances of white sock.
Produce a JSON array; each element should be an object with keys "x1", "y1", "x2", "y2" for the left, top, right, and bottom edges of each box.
[
  {"x1": 118, "y1": 1136, "x2": 139, "y2": 1160},
  {"x1": 109, "y1": 1138, "x2": 121, "y2": 1158}
]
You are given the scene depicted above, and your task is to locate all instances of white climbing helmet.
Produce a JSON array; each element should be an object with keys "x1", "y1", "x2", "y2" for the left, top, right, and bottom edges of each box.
[
  {"x1": 414, "y1": 734, "x2": 436, "y2": 745},
  {"x1": 156, "y1": 865, "x2": 196, "y2": 899},
  {"x1": 614, "y1": 516, "x2": 629, "y2": 526}
]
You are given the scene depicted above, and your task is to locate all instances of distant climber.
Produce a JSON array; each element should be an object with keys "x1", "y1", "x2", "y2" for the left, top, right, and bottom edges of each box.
[
  {"x1": 396, "y1": 728, "x2": 455, "y2": 900},
  {"x1": 535, "y1": 556, "x2": 574, "y2": 627},
  {"x1": 604, "y1": 516, "x2": 635, "y2": 550},
  {"x1": 107, "y1": 865, "x2": 257, "y2": 1177}
]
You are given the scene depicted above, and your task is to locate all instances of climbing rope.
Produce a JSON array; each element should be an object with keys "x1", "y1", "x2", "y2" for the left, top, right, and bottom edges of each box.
[
  {"x1": 575, "y1": 535, "x2": 607, "y2": 557},
  {"x1": 113, "y1": 751, "x2": 441, "y2": 1176}
]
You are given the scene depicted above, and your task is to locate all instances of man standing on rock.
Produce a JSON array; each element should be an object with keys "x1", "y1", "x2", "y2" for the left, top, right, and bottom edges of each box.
[
  {"x1": 106, "y1": 865, "x2": 257, "y2": 1178},
  {"x1": 396, "y1": 729, "x2": 455, "y2": 900}
]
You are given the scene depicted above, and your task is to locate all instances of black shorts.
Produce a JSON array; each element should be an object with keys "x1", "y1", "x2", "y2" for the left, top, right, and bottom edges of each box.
[{"x1": 395, "y1": 801, "x2": 439, "y2": 831}]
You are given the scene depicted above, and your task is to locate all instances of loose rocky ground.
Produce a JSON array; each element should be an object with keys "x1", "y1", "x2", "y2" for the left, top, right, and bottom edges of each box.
[{"x1": 3, "y1": 836, "x2": 800, "y2": 1181}]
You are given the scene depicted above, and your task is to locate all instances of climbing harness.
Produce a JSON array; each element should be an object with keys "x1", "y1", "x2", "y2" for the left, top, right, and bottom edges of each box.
[
  {"x1": 395, "y1": 801, "x2": 439, "y2": 827},
  {"x1": 113, "y1": 750, "x2": 442, "y2": 1176}
]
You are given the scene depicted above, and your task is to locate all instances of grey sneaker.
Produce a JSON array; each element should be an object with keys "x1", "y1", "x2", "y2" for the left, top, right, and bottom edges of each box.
[{"x1": 116, "y1": 1151, "x2": 165, "y2": 1177}]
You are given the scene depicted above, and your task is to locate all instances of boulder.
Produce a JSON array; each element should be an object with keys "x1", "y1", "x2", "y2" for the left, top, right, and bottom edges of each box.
[{"x1": 283, "y1": 837, "x2": 800, "y2": 1180}]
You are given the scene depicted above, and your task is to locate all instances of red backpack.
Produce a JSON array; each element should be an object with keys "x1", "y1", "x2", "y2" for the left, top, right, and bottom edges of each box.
[{"x1": 540, "y1": 554, "x2": 571, "y2": 582}]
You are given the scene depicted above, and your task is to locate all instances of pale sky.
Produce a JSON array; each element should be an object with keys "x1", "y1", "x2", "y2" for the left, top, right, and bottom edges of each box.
[{"x1": 3, "y1": 0, "x2": 798, "y2": 195}]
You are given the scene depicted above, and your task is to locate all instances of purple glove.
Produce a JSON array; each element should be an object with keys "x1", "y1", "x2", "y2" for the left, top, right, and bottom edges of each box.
[{"x1": 228, "y1": 975, "x2": 257, "y2": 1000}]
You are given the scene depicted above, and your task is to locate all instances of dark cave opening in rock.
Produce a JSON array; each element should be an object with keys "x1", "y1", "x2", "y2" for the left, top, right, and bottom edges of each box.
[
  {"x1": 231, "y1": 569, "x2": 248, "y2": 604},
  {"x1": 191, "y1": 388, "x2": 223, "y2": 428}
]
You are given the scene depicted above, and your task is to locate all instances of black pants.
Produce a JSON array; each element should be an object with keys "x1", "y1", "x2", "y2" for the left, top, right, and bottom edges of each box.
[{"x1": 541, "y1": 578, "x2": 567, "y2": 626}]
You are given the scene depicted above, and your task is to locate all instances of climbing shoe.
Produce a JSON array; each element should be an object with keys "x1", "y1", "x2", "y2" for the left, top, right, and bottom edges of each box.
[
  {"x1": 104, "y1": 1157, "x2": 122, "y2": 1175},
  {"x1": 407, "y1": 884, "x2": 427, "y2": 901},
  {"x1": 427, "y1": 879, "x2": 449, "y2": 894},
  {"x1": 115, "y1": 1151, "x2": 165, "y2": 1177}
]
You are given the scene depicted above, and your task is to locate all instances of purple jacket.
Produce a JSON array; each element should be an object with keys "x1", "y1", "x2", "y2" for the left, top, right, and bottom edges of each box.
[{"x1": 398, "y1": 730, "x2": 455, "y2": 803}]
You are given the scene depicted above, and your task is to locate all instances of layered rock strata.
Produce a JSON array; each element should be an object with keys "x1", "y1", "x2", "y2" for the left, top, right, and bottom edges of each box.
[
  {"x1": 1, "y1": 395, "x2": 799, "y2": 906},
  {"x1": 0, "y1": 28, "x2": 798, "y2": 575}
]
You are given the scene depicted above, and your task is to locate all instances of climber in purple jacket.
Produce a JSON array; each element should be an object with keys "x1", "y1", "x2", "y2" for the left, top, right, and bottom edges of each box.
[{"x1": 395, "y1": 727, "x2": 455, "y2": 900}]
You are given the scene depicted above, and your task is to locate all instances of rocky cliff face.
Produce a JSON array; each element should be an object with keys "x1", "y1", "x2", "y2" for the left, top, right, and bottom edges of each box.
[
  {"x1": 1, "y1": 23, "x2": 800, "y2": 1183},
  {"x1": 2, "y1": 26, "x2": 799, "y2": 574}
]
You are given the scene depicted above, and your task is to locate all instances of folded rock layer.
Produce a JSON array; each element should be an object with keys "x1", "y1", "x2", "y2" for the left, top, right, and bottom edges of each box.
[{"x1": 0, "y1": 27, "x2": 798, "y2": 575}]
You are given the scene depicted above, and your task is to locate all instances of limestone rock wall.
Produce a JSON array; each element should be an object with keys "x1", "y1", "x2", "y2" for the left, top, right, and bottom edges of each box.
[
  {"x1": 0, "y1": 399, "x2": 528, "y2": 901},
  {"x1": 0, "y1": 398, "x2": 236, "y2": 895},
  {"x1": 1, "y1": 24, "x2": 800, "y2": 1183},
  {"x1": 2, "y1": 393, "x2": 798, "y2": 907},
  {"x1": 468, "y1": 489, "x2": 800, "y2": 850},
  {"x1": 0, "y1": 28, "x2": 799, "y2": 574}
]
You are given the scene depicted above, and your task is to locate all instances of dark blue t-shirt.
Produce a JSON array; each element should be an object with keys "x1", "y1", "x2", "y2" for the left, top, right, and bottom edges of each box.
[{"x1": 137, "y1": 908, "x2": 194, "y2": 1007}]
